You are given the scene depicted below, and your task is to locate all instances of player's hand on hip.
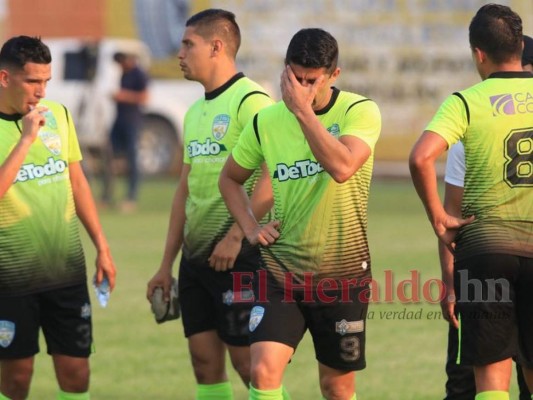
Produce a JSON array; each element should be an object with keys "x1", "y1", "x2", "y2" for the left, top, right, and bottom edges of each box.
[
  {"x1": 208, "y1": 234, "x2": 242, "y2": 271},
  {"x1": 247, "y1": 220, "x2": 281, "y2": 247},
  {"x1": 433, "y1": 213, "x2": 475, "y2": 252}
]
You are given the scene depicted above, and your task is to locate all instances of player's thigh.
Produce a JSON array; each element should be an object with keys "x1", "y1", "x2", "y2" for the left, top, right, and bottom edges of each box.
[
  {"x1": 0, "y1": 294, "x2": 40, "y2": 359},
  {"x1": 40, "y1": 284, "x2": 93, "y2": 358},
  {"x1": 249, "y1": 277, "x2": 306, "y2": 350},
  {"x1": 178, "y1": 258, "x2": 217, "y2": 338},
  {"x1": 305, "y1": 284, "x2": 368, "y2": 372},
  {"x1": 454, "y1": 254, "x2": 519, "y2": 365}
]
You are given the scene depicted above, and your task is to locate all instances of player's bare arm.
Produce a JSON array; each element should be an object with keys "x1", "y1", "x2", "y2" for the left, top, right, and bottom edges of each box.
[
  {"x1": 409, "y1": 131, "x2": 474, "y2": 246},
  {"x1": 0, "y1": 106, "x2": 46, "y2": 197},
  {"x1": 219, "y1": 155, "x2": 280, "y2": 246},
  {"x1": 147, "y1": 164, "x2": 189, "y2": 302},
  {"x1": 281, "y1": 65, "x2": 371, "y2": 183},
  {"x1": 70, "y1": 161, "x2": 117, "y2": 290},
  {"x1": 438, "y1": 182, "x2": 464, "y2": 328},
  {"x1": 209, "y1": 163, "x2": 274, "y2": 271}
]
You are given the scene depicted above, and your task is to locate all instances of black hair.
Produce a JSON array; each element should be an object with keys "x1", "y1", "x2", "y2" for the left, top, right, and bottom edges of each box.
[
  {"x1": 0, "y1": 36, "x2": 52, "y2": 70},
  {"x1": 469, "y1": 3, "x2": 523, "y2": 64},
  {"x1": 186, "y1": 9, "x2": 241, "y2": 57},
  {"x1": 285, "y1": 28, "x2": 338, "y2": 73}
]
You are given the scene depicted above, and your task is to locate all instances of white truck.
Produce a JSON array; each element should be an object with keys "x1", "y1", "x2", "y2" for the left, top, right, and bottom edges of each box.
[{"x1": 44, "y1": 38, "x2": 203, "y2": 175}]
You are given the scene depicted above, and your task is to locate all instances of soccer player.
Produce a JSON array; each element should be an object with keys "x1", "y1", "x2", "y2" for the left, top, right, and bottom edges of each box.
[
  {"x1": 410, "y1": 4, "x2": 533, "y2": 400},
  {"x1": 146, "y1": 9, "x2": 274, "y2": 400},
  {"x1": 0, "y1": 36, "x2": 117, "y2": 400},
  {"x1": 440, "y1": 35, "x2": 533, "y2": 400},
  {"x1": 219, "y1": 28, "x2": 381, "y2": 400}
]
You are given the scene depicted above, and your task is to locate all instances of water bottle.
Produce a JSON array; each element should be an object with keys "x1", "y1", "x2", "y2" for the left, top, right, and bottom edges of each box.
[{"x1": 93, "y1": 275, "x2": 110, "y2": 308}]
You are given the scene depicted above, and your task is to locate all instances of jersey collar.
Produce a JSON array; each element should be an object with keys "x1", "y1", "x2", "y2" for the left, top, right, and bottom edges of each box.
[
  {"x1": 205, "y1": 72, "x2": 245, "y2": 100},
  {"x1": 0, "y1": 111, "x2": 22, "y2": 121},
  {"x1": 487, "y1": 71, "x2": 533, "y2": 79},
  {"x1": 315, "y1": 87, "x2": 340, "y2": 115}
]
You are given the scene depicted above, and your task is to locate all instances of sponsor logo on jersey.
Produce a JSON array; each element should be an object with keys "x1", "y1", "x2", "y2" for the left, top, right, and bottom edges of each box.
[
  {"x1": 328, "y1": 123, "x2": 340, "y2": 138},
  {"x1": 490, "y1": 92, "x2": 533, "y2": 116},
  {"x1": 187, "y1": 139, "x2": 227, "y2": 158},
  {"x1": 0, "y1": 320, "x2": 15, "y2": 348},
  {"x1": 39, "y1": 130, "x2": 62, "y2": 156},
  {"x1": 273, "y1": 159, "x2": 324, "y2": 182},
  {"x1": 14, "y1": 157, "x2": 67, "y2": 183},
  {"x1": 249, "y1": 306, "x2": 265, "y2": 332},
  {"x1": 212, "y1": 114, "x2": 230, "y2": 140}
]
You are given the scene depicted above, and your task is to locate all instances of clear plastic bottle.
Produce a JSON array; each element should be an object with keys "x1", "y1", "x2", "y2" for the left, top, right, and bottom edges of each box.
[{"x1": 93, "y1": 275, "x2": 110, "y2": 308}]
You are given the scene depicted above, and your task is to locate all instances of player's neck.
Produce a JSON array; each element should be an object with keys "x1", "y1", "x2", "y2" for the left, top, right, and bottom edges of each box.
[{"x1": 202, "y1": 63, "x2": 239, "y2": 93}]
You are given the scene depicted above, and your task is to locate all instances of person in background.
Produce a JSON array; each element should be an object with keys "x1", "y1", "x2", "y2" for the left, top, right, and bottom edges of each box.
[
  {"x1": 101, "y1": 51, "x2": 149, "y2": 213},
  {"x1": 0, "y1": 35, "x2": 116, "y2": 400},
  {"x1": 440, "y1": 34, "x2": 533, "y2": 400},
  {"x1": 410, "y1": 4, "x2": 533, "y2": 399},
  {"x1": 146, "y1": 9, "x2": 274, "y2": 400}
]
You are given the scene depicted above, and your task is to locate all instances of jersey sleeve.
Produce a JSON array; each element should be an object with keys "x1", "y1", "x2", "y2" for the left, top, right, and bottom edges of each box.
[
  {"x1": 231, "y1": 114, "x2": 264, "y2": 170},
  {"x1": 237, "y1": 92, "x2": 274, "y2": 128},
  {"x1": 342, "y1": 100, "x2": 381, "y2": 150},
  {"x1": 425, "y1": 94, "x2": 468, "y2": 148},
  {"x1": 65, "y1": 107, "x2": 83, "y2": 163},
  {"x1": 444, "y1": 141, "x2": 465, "y2": 187}
]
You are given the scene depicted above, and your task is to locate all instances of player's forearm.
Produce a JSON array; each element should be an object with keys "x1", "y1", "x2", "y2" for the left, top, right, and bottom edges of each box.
[
  {"x1": 220, "y1": 175, "x2": 261, "y2": 240},
  {"x1": 159, "y1": 184, "x2": 187, "y2": 272},
  {"x1": 70, "y1": 163, "x2": 110, "y2": 253},
  {"x1": 0, "y1": 137, "x2": 34, "y2": 198},
  {"x1": 409, "y1": 152, "x2": 446, "y2": 227},
  {"x1": 225, "y1": 165, "x2": 274, "y2": 242},
  {"x1": 295, "y1": 110, "x2": 365, "y2": 182}
]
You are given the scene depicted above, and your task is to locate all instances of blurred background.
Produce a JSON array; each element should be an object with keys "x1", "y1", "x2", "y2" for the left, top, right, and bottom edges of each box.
[{"x1": 1, "y1": 0, "x2": 532, "y2": 176}]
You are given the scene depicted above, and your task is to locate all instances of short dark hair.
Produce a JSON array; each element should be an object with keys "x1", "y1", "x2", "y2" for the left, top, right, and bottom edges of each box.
[
  {"x1": 285, "y1": 28, "x2": 338, "y2": 74},
  {"x1": 469, "y1": 3, "x2": 523, "y2": 64},
  {"x1": 186, "y1": 9, "x2": 241, "y2": 58},
  {"x1": 0, "y1": 36, "x2": 52, "y2": 70}
]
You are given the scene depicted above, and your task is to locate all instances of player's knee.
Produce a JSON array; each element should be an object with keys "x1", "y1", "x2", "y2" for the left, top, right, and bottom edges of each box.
[
  {"x1": 57, "y1": 364, "x2": 90, "y2": 392},
  {"x1": 320, "y1": 376, "x2": 354, "y2": 400},
  {"x1": 250, "y1": 361, "x2": 281, "y2": 389},
  {"x1": 1, "y1": 365, "x2": 33, "y2": 399},
  {"x1": 230, "y1": 357, "x2": 251, "y2": 384},
  {"x1": 190, "y1": 353, "x2": 226, "y2": 383}
]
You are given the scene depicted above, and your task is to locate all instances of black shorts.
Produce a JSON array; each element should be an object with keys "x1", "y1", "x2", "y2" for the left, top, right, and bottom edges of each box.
[
  {"x1": 178, "y1": 254, "x2": 259, "y2": 346},
  {"x1": 0, "y1": 284, "x2": 93, "y2": 359},
  {"x1": 249, "y1": 273, "x2": 368, "y2": 371},
  {"x1": 454, "y1": 254, "x2": 533, "y2": 367}
]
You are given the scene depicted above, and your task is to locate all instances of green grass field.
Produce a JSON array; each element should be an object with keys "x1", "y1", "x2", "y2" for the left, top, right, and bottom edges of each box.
[{"x1": 29, "y1": 177, "x2": 521, "y2": 399}]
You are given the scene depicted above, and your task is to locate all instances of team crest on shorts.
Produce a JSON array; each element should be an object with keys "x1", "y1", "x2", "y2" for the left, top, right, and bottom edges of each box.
[
  {"x1": 212, "y1": 114, "x2": 230, "y2": 141},
  {"x1": 222, "y1": 290, "x2": 234, "y2": 305},
  {"x1": 39, "y1": 130, "x2": 62, "y2": 156},
  {"x1": 0, "y1": 320, "x2": 15, "y2": 348},
  {"x1": 248, "y1": 306, "x2": 265, "y2": 332},
  {"x1": 80, "y1": 303, "x2": 91, "y2": 319}
]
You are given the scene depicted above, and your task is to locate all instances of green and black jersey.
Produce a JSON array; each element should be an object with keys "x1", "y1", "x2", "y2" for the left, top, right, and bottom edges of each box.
[
  {"x1": 182, "y1": 73, "x2": 273, "y2": 263},
  {"x1": 0, "y1": 100, "x2": 86, "y2": 296},
  {"x1": 427, "y1": 71, "x2": 533, "y2": 261},
  {"x1": 232, "y1": 87, "x2": 381, "y2": 285}
]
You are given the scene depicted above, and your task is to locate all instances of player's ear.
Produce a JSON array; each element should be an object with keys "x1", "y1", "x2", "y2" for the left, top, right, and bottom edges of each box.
[
  {"x1": 211, "y1": 39, "x2": 223, "y2": 56},
  {"x1": 0, "y1": 69, "x2": 9, "y2": 88}
]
